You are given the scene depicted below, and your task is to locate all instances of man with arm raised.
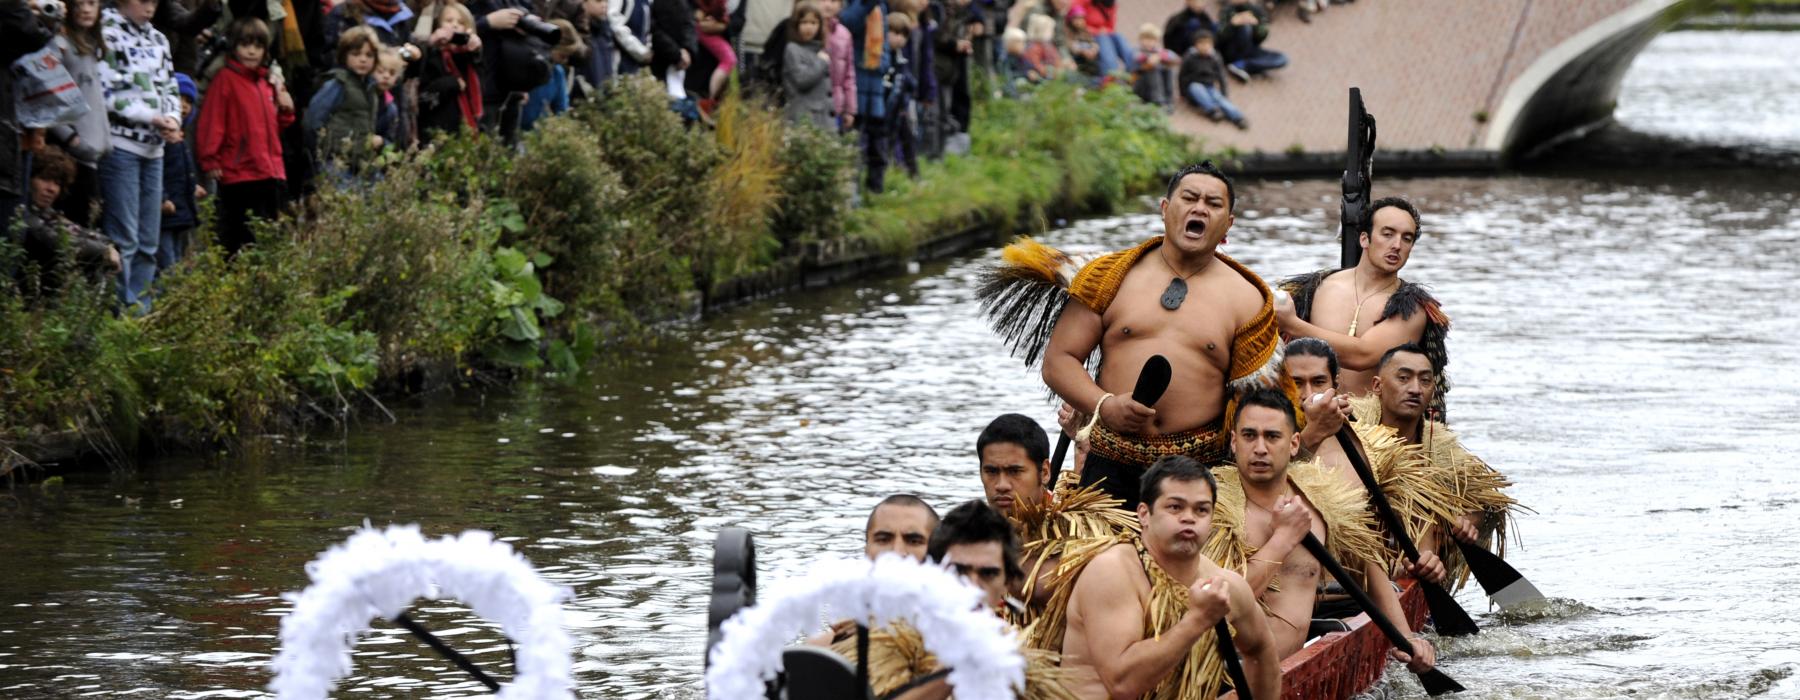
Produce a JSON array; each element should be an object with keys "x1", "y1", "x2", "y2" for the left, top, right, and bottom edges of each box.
[
  {"x1": 1275, "y1": 197, "x2": 1451, "y2": 418},
  {"x1": 1055, "y1": 457, "x2": 1279, "y2": 700}
]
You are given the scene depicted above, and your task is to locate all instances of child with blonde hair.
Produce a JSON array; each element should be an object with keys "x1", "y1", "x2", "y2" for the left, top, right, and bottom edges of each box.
[
  {"x1": 1130, "y1": 22, "x2": 1178, "y2": 109},
  {"x1": 416, "y1": 2, "x2": 484, "y2": 143},
  {"x1": 1023, "y1": 13, "x2": 1060, "y2": 83}
]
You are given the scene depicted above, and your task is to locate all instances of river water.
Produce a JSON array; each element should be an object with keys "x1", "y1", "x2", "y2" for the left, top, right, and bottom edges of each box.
[{"x1": 4, "y1": 30, "x2": 1800, "y2": 700}]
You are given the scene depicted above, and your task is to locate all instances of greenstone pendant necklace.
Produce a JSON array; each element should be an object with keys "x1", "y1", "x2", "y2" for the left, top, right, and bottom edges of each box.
[{"x1": 1159, "y1": 247, "x2": 1203, "y2": 311}]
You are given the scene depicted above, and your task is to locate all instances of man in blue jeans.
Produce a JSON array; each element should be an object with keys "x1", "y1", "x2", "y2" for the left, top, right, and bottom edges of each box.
[{"x1": 1180, "y1": 30, "x2": 1246, "y2": 129}]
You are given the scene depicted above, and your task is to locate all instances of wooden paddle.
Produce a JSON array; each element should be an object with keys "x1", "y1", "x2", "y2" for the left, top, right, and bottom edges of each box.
[
  {"x1": 1335, "y1": 424, "x2": 1544, "y2": 608},
  {"x1": 1047, "y1": 355, "x2": 1172, "y2": 484},
  {"x1": 1332, "y1": 427, "x2": 1481, "y2": 637},
  {"x1": 1216, "y1": 618, "x2": 1254, "y2": 700},
  {"x1": 1300, "y1": 534, "x2": 1465, "y2": 696}
]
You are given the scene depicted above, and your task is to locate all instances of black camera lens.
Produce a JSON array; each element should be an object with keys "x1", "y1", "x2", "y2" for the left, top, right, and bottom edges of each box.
[{"x1": 517, "y1": 15, "x2": 562, "y2": 44}]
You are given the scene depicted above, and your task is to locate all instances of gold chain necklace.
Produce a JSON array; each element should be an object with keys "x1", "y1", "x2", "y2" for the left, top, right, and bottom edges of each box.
[{"x1": 1347, "y1": 270, "x2": 1398, "y2": 337}]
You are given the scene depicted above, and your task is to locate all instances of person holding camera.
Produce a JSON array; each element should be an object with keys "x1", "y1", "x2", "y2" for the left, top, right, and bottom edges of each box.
[
  {"x1": 415, "y1": 2, "x2": 484, "y2": 144},
  {"x1": 467, "y1": 0, "x2": 561, "y2": 144}
]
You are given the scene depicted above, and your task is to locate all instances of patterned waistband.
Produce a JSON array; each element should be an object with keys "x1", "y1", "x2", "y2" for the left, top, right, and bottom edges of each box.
[{"x1": 1089, "y1": 421, "x2": 1227, "y2": 467}]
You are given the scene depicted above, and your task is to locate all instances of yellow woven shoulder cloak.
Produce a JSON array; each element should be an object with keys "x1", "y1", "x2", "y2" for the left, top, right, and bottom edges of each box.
[
  {"x1": 977, "y1": 235, "x2": 1304, "y2": 435},
  {"x1": 1014, "y1": 520, "x2": 1232, "y2": 700},
  {"x1": 1207, "y1": 460, "x2": 1386, "y2": 590},
  {"x1": 831, "y1": 621, "x2": 1080, "y2": 700},
  {"x1": 1346, "y1": 394, "x2": 1517, "y2": 589}
]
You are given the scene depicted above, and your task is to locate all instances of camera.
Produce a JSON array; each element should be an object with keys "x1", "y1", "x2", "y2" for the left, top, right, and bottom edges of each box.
[
  {"x1": 516, "y1": 14, "x2": 562, "y2": 44},
  {"x1": 35, "y1": 0, "x2": 65, "y2": 21},
  {"x1": 450, "y1": 31, "x2": 471, "y2": 46}
]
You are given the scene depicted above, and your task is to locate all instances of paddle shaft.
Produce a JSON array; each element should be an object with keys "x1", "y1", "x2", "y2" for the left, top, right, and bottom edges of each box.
[
  {"x1": 1333, "y1": 428, "x2": 1428, "y2": 562},
  {"x1": 1048, "y1": 355, "x2": 1170, "y2": 485},
  {"x1": 394, "y1": 612, "x2": 502, "y2": 691},
  {"x1": 1215, "y1": 620, "x2": 1254, "y2": 700},
  {"x1": 1048, "y1": 433, "x2": 1071, "y2": 486},
  {"x1": 1298, "y1": 534, "x2": 1420, "y2": 659}
]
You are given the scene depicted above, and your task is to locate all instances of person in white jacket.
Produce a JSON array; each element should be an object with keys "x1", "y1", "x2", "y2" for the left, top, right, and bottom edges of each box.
[
  {"x1": 609, "y1": 0, "x2": 654, "y2": 76},
  {"x1": 98, "y1": 0, "x2": 182, "y2": 312}
]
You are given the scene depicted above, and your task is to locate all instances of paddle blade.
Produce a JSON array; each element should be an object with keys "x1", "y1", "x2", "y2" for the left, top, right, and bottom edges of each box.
[
  {"x1": 1132, "y1": 355, "x2": 1173, "y2": 406},
  {"x1": 1458, "y1": 540, "x2": 1547, "y2": 610},
  {"x1": 1422, "y1": 581, "x2": 1480, "y2": 637},
  {"x1": 1417, "y1": 668, "x2": 1465, "y2": 696}
]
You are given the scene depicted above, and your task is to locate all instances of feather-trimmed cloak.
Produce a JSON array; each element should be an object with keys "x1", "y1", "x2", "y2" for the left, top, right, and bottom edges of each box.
[
  {"x1": 1280, "y1": 269, "x2": 1452, "y2": 420},
  {"x1": 978, "y1": 235, "x2": 1302, "y2": 434}
]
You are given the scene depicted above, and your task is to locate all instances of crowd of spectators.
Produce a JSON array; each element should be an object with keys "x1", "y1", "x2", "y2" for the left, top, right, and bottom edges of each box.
[
  {"x1": 2, "y1": 0, "x2": 1331, "y2": 314},
  {"x1": 1152, "y1": 0, "x2": 1343, "y2": 127}
]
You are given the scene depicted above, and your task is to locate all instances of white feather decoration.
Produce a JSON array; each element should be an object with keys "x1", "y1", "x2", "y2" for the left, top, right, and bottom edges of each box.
[
  {"x1": 705, "y1": 553, "x2": 1025, "y2": 700},
  {"x1": 267, "y1": 524, "x2": 574, "y2": 700}
]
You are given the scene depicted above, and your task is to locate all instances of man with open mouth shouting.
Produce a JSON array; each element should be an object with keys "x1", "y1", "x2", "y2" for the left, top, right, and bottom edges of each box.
[{"x1": 978, "y1": 160, "x2": 1301, "y2": 511}]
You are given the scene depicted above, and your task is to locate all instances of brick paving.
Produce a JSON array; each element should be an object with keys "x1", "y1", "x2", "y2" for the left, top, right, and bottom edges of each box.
[{"x1": 1080, "y1": 0, "x2": 1647, "y2": 154}]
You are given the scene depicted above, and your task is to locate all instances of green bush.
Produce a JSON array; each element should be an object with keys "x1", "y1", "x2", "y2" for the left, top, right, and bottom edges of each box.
[
  {"x1": 276, "y1": 149, "x2": 503, "y2": 376},
  {"x1": 509, "y1": 117, "x2": 631, "y2": 311},
  {"x1": 0, "y1": 275, "x2": 138, "y2": 443},
  {"x1": 1, "y1": 78, "x2": 1202, "y2": 461},
  {"x1": 772, "y1": 122, "x2": 858, "y2": 250}
]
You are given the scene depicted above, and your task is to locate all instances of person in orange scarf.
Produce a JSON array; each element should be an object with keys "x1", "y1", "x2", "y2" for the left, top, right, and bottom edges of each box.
[{"x1": 978, "y1": 161, "x2": 1300, "y2": 510}]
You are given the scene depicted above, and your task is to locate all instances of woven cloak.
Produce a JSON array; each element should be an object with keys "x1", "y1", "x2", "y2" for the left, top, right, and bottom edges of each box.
[
  {"x1": 1206, "y1": 460, "x2": 1387, "y2": 594},
  {"x1": 1347, "y1": 394, "x2": 1517, "y2": 590},
  {"x1": 978, "y1": 235, "x2": 1302, "y2": 434}
]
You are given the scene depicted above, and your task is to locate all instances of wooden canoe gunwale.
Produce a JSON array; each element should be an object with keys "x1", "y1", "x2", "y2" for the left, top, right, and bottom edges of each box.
[{"x1": 1218, "y1": 578, "x2": 1429, "y2": 700}]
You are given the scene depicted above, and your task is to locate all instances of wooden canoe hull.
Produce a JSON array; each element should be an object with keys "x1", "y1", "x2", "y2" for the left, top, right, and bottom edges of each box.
[{"x1": 1219, "y1": 579, "x2": 1429, "y2": 700}]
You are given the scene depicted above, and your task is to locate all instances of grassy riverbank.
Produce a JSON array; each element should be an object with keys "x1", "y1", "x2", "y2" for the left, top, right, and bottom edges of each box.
[{"x1": 1, "y1": 77, "x2": 1196, "y2": 470}]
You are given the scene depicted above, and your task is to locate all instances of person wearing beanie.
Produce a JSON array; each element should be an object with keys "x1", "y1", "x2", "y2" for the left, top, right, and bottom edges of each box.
[{"x1": 158, "y1": 72, "x2": 204, "y2": 270}]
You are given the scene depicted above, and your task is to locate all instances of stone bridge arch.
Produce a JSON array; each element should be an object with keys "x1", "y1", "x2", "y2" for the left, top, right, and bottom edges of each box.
[{"x1": 1112, "y1": 0, "x2": 1687, "y2": 167}]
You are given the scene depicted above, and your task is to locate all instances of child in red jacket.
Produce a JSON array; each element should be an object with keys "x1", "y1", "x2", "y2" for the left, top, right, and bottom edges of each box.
[{"x1": 195, "y1": 17, "x2": 296, "y2": 257}]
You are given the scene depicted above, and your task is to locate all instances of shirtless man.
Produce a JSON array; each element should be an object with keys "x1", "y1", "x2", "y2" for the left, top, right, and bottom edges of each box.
[
  {"x1": 1042, "y1": 161, "x2": 1293, "y2": 509},
  {"x1": 1275, "y1": 197, "x2": 1450, "y2": 412},
  {"x1": 1294, "y1": 340, "x2": 1450, "y2": 585},
  {"x1": 1059, "y1": 456, "x2": 1280, "y2": 700},
  {"x1": 1220, "y1": 389, "x2": 1436, "y2": 669},
  {"x1": 978, "y1": 413, "x2": 1053, "y2": 519},
  {"x1": 865, "y1": 493, "x2": 941, "y2": 561},
  {"x1": 810, "y1": 495, "x2": 944, "y2": 647},
  {"x1": 1285, "y1": 337, "x2": 1351, "y2": 459},
  {"x1": 1364, "y1": 344, "x2": 1505, "y2": 553}
]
